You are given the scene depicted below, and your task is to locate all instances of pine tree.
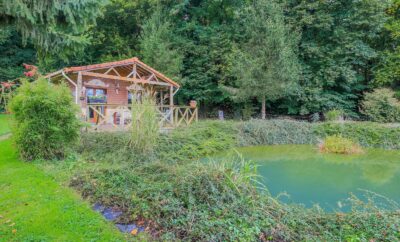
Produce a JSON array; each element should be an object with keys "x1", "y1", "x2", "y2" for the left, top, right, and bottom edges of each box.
[
  {"x1": 139, "y1": 7, "x2": 183, "y2": 81},
  {"x1": 230, "y1": 0, "x2": 300, "y2": 119},
  {"x1": 0, "y1": 0, "x2": 106, "y2": 59}
]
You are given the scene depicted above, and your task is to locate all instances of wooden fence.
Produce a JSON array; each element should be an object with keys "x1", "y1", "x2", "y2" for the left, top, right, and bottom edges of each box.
[{"x1": 84, "y1": 104, "x2": 198, "y2": 131}]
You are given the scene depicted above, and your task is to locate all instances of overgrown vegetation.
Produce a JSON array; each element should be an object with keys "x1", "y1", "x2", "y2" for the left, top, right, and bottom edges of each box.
[
  {"x1": 66, "y1": 120, "x2": 400, "y2": 241},
  {"x1": 324, "y1": 109, "x2": 344, "y2": 121},
  {"x1": 319, "y1": 135, "x2": 363, "y2": 155},
  {"x1": 315, "y1": 122, "x2": 400, "y2": 150},
  {"x1": 8, "y1": 78, "x2": 80, "y2": 160}
]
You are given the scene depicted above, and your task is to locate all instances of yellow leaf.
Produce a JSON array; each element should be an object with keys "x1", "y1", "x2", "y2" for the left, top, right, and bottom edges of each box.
[
  {"x1": 130, "y1": 228, "x2": 138, "y2": 235},
  {"x1": 12, "y1": 229, "x2": 17, "y2": 234}
]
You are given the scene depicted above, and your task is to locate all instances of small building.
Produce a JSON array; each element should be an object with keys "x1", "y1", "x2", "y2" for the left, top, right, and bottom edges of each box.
[{"x1": 45, "y1": 57, "x2": 197, "y2": 130}]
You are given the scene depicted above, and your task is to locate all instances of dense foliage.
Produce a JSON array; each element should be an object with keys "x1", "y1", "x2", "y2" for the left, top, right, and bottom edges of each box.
[
  {"x1": 0, "y1": 0, "x2": 106, "y2": 60},
  {"x1": 239, "y1": 119, "x2": 400, "y2": 150},
  {"x1": 8, "y1": 78, "x2": 80, "y2": 160},
  {"x1": 69, "y1": 120, "x2": 400, "y2": 241},
  {"x1": 3, "y1": 0, "x2": 400, "y2": 120},
  {"x1": 361, "y1": 88, "x2": 400, "y2": 122}
]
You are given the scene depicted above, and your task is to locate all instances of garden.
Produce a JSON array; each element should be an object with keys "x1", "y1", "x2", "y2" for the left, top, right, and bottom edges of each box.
[{"x1": 1, "y1": 0, "x2": 400, "y2": 241}]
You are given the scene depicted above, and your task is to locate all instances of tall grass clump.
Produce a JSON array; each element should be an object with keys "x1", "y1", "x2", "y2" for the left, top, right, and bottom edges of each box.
[
  {"x1": 319, "y1": 135, "x2": 363, "y2": 154},
  {"x1": 9, "y1": 78, "x2": 80, "y2": 160},
  {"x1": 130, "y1": 96, "x2": 159, "y2": 155},
  {"x1": 238, "y1": 119, "x2": 318, "y2": 146}
]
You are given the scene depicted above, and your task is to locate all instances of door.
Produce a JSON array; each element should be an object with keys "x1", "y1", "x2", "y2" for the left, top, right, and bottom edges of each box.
[{"x1": 86, "y1": 88, "x2": 107, "y2": 123}]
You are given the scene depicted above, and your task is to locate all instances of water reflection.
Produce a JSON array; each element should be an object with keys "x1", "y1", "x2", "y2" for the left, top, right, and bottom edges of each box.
[{"x1": 227, "y1": 145, "x2": 400, "y2": 210}]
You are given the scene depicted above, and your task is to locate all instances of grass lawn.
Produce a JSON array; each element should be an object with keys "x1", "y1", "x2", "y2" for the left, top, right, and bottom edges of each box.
[
  {"x1": 0, "y1": 139, "x2": 126, "y2": 241},
  {"x1": 0, "y1": 114, "x2": 11, "y2": 135}
]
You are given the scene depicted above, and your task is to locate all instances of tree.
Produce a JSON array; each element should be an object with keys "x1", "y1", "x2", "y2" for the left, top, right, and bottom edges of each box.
[
  {"x1": 361, "y1": 88, "x2": 400, "y2": 122},
  {"x1": 374, "y1": 0, "x2": 400, "y2": 90},
  {"x1": 286, "y1": 0, "x2": 390, "y2": 116},
  {"x1": 229, "y1": 0, "x2": 300, "y2": 119},
  {"x1": 0, "y1": 27, "x2": 36, "y2": 81},
  {"x1": 139, "y1": 6, "x2": 183, "y2": 81},
  {"x1": 0, "y1": 0, "x2": 106, "y2": 60}
]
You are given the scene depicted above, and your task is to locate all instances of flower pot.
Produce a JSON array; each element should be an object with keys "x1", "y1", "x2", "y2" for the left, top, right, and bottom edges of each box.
[{"x1": 189, "y1": 100, "x2": 197, "y2": 108}]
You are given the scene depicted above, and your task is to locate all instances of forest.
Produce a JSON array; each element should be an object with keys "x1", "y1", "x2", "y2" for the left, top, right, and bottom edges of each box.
[{"x1": 1, "y1": 0, "x2": 400, "y2": 119}]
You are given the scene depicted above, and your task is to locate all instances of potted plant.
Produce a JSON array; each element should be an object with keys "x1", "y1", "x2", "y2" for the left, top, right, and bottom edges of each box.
[
  {"x1": 88, "y1": 95, "x2": 107, "y2": 104},
  {"x1": 190, "y1": 100, "x2": 197, "y2": 108}
]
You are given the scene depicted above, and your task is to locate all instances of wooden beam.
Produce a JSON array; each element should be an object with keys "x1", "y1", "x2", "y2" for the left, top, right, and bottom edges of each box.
[
  {"x1": 62, "y1": 71, "x2": 78, "y2": 104},
  {"x1": 81, "y1": 71, "x2": 172, "y2": 87},
  {"x1": 77, "y1": 72, "x2": 83, "y2": 106}
]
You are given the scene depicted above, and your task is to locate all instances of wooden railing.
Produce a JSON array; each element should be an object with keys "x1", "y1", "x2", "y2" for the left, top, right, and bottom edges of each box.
[{"x1": 84, "y1": 104, "x2": 198, "y2": 131}]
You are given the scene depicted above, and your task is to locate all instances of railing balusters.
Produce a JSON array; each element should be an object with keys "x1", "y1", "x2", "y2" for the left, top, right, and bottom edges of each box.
[{"x1": 84, "y1": 104, "x2": 197, "y2": 131}]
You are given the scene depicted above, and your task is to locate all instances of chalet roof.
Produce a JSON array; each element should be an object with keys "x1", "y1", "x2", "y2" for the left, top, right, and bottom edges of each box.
[{"x1": 45, "y1": 57, "x2": 180, "y2": 88}]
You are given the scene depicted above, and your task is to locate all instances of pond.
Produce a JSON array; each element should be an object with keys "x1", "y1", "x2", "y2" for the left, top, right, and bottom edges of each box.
[{"x1": 232, "y1": 145, "x2": 400, "y2": 211}]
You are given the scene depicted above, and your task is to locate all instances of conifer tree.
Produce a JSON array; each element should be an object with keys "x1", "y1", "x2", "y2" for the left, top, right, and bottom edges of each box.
[
  {"x1": 0, "y1": 0, "x2": 106, "y2": 59},
  {"x1": 230, "y1": 0, "x2": 300, "y2": 119}
]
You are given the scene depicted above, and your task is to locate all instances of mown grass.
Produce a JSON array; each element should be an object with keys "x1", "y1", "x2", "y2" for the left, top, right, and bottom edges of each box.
[
  {"x1": 0, "y1": 114, "x2": 11, "y2": 135},
  {"x1": 0, "y1": 139, "x2": 126, "y2": 241}
]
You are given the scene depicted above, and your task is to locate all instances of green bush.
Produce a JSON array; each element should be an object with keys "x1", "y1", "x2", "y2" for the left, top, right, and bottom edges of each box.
[
  {"x1": 361, "y1": 88, "x2": 400, "y2": 122},
  {"x1": 324, "y1": 109, "x2": 343, "y2": 121},
  {"x1": 157, "y1": 120, "x2": 237, "y2": 162},
  {"x1": 315, "y1": 122, "x2": 400, "y2": 149},
  {"x1": 319, "y1": 135, "x2": 363, "y2": 154},
  {"x1": 9, "y1": 78, "x2": 80, "y2": 160},
  {"x1": 237, "y1": 119, "x2": 318, "y2": 146}
]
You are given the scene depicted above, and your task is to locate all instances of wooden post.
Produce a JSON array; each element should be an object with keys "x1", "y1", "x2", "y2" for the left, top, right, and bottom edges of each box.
[
  {"x1": 77, "y1": 72, "x2": 83, "y2": 107},
  {"x1": 169, "y1": 86, "x2": 174, "y2": 125}
]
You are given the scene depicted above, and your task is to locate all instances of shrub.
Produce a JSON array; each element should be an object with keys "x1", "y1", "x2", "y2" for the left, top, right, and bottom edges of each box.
[
  {"x1": 130, "y1": 96, "x2": 159, "y2": 155},
  {"x1": 237, "y1": 119, "x2": 318, "y2": 146},
  {"x1": 319, "y1": 135, "x2": 363, "y2": 154},
  {"x1": 361, "y1": 88, "x2": 400, "y2": 122},
  {"x1": 315, "y1": 122, "x2": 400, "y2": 149},
  {"x1": 8, "y1": 78, "x2": 80, "y2": 160},
  {"x1": 157, "y1": 120, "x2": 237, "y2": 162},
  {"x1": 324, "y1": 109, "x2": 343, "y2": 121}
]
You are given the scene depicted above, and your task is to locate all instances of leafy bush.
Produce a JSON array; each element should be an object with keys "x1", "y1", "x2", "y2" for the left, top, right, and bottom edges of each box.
[
  {"x1": 9, "y1": 78, "x2": 80, "y2": 160},
  {"x1": 237, "y1": 119, "x2": 318, "y2": 146},
  {"x1": 157, "y1": 120, "x2": 237, "y2": 162},
  {"x1": 315, "y1": 122, "x2": 400, "y2": 149},
  {"x1": 319, "y1": 135, "x2": 363, "y2": 154},
  {"x1": 324, "y1": 109, "x2": 343, "y2": 121},
  {"x1": 361, "y1": 88, "x2": 400, "y2": 122}
]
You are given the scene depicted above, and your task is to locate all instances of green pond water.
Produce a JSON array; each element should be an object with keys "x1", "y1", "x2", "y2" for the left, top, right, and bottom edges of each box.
[{"x1": 231, "y1": 145, "x2": 400, "y2": 211}]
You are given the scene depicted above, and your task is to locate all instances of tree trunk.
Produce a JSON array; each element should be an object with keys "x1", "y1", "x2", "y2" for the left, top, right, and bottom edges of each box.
[{"x1": 261, "y1": 95, "x2": 266, "y2": 120}]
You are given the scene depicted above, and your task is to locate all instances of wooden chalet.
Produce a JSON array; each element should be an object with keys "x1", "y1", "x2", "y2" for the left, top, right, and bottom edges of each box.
[{"x1": 45, "y1": 57, "x2": 197, "y2": 130}]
